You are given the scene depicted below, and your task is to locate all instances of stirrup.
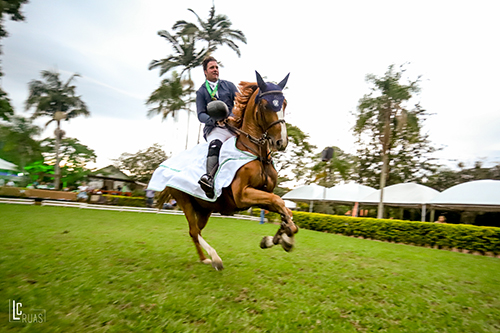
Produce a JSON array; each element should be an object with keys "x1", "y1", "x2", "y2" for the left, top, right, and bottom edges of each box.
[{"x1": 199, "y1": 174, "x2": 215, "y2": 199}]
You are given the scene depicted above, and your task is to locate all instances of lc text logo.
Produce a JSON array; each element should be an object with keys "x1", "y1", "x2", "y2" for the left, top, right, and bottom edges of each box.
[{"x1": 9, "y1": 300, "x2": 46, "y2": 323}]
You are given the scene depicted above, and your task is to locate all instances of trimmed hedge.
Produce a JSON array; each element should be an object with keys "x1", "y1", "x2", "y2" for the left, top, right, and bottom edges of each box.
[{"x1": 293, "y1": 211, "x2": 500, "y2": 255}]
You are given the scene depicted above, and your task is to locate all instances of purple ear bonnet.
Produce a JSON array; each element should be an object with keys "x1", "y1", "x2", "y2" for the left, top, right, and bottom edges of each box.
[{"x1": 255, "y1": 71, "x2": 290, "y2": 112}]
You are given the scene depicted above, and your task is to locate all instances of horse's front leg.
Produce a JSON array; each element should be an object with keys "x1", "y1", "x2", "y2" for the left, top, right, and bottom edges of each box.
[{"x1": 235, "y1": 187, "x2": 298, "y2": 251}]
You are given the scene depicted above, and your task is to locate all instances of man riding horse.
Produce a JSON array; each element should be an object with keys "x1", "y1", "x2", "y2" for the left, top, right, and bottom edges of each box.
[
  {"x1": 148, "y1": 62, "x2": 297, "y2": 270},
  {"x1": 196, "y1": 56, "x2": 238, "y2": 199}
]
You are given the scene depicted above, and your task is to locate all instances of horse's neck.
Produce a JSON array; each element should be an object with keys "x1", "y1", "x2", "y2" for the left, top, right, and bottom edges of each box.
[
  {"x1": 240, "y1": 105, "x2": 262, "y2": 139},
  {"x1": 237, "y1": 109, "x2": 272, "y2": 159}
]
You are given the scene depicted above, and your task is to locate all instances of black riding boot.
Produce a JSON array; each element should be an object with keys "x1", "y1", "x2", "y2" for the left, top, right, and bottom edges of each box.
[{"x1": 198, "y1": 139, "x2": 223, "y2": 199}]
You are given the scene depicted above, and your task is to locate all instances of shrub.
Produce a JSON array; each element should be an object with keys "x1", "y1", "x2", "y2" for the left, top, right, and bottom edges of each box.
[{"x1": 292, "y1": 212, "x2": 500, "y2": 255}]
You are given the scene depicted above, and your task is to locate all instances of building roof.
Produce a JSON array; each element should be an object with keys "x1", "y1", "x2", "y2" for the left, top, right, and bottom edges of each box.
[{"x1": 90, "y1": 165, "x2": 131, "y2": 181}]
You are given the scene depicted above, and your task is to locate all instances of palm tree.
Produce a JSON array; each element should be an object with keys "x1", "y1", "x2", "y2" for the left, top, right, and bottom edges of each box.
[
  {"x1": 354, "y1": 65, "x2": 421, "y2": 219},
  {"x1": 146, "y1": 72, "x2": 195, "y2": 149},
  {"x1": 173, "y1": 5, "x2": 247, "y2": 57},
  {"x1": 148, "y1": 5, "x2": 246, "y2": 147},
  {"x1": 148, "y1": 30, "x2": 209, "y2": 77},
  {"x1": 25, "y1": 69, "x2": 90, "y2": 190}
]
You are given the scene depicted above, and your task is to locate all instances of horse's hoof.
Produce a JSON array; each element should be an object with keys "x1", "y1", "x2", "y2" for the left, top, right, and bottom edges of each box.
[
  {"x1": 260, "y1": 236, "x2": 274, "y2": 249},
  {"x1": 273, "y1": 233, "x2": 282, "y2": 245},
  {"x1": 212, "y1": 259, "x2": 224, "y2": 271},
  {"x1": 280, "y1": 234, "x2": 294, "y2": 252},
  {"x1": 201, "y1": 259, "x2": 212, "y2": 265}
]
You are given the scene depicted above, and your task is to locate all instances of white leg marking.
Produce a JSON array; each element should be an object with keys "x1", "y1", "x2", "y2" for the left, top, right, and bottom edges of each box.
[
  {"x1": 278, "y1": 110, "x2": 288, "y2": 147},
  {"x1": 280, "y1": 234, "x2": 295, "y2": 252},
  {"x1": 198, "y1": 234, "x2": 223, "y2": 270},
  {"x1": 262, "y1": 236, "x2": 274, "y2": 248}
]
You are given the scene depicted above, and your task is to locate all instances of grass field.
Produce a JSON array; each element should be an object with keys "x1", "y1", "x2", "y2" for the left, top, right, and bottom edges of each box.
[{"x1": 1, "y1": 204, "x2": 499, "y2": 332}]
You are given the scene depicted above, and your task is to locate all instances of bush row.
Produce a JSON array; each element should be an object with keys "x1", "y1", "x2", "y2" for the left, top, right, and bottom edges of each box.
[{"x1": 292, "y1": 211, "x2": 500, "y2": 255}]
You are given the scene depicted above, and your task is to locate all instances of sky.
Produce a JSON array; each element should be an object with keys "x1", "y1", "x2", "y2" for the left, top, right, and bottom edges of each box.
[{"x1": 2, "y1": 0, "x2": 500, "y2": 173}]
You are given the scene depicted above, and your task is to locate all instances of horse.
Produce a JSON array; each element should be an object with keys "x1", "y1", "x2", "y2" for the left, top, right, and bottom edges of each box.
[{"x1": 156, "y1": 71, "x2": 298, "y2": 270}]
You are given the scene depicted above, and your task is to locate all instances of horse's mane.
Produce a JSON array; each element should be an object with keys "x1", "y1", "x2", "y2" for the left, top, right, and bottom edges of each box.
[{"x1": 230, "y1": 81, "x2": 258, "y2": 129}]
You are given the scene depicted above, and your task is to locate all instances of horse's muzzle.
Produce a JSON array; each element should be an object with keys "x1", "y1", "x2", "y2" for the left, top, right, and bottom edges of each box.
[
  {"x1": 270, "y1": 137, "x2": 288, "y2": 152},
  {"x1": 275, "y1": 138, "x2": 288, "y2": 151}
]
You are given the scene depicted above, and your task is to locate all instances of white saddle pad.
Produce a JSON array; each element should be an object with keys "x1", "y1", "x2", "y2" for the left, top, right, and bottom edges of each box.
[{"x1": 147, "y1": 137, "x2": 257, "y2": 202}]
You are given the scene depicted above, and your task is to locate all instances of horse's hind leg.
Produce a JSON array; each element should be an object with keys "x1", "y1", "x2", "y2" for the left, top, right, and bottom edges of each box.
[
  {"x1": 193, "y1": 211, "x2": 223, "y2": 271},
  {"x1": 172, "y1": 191, "x2": 223, "y2": 270}
]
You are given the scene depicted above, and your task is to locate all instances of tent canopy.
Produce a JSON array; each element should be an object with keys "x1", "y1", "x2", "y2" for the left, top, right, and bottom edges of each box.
[
  {"x1": 282, "y1": 184, "x2": 326, "y2": 201},
  {"x1": 360, "y1": 183, "x2": 440, "y2": 208},
  {"x1": 324, "y1": 183, "x2": 376, "y2": 204},
  {"x1": 429, "y1": 179, "x2": 500, "y2": 212},
  {"x1": 0, "y1": 158, "x2": 18, "y2": 172}
]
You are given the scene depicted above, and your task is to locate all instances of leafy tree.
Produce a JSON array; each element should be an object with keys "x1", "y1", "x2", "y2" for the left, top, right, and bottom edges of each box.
[
  {"x1": 114, "y1": 144, "x2": 168, "y2": 183},
  {"x1": 24, "y1": 160, "x2": 54, "y2": 183},
  {"x1": 308, "y1": 146, "x2": 354, "y2": 187},
  {"x1": 424, "y1": 161, "x2": 500, "y2": 192},
  {"x1": 0, "y1": 0, "x2": 28, "y2": 40},
  {"x1": 0, "y1": 0, "x2": 29, "y2": 75},
  {"x1": 0, "y1": 115, "x2": 42, "y2": 169},
  {"x1": 25, "y1": 69, "x2": 90, "y2": 189},
  {"x1": 274, "y1": 123, "x2": 316, "y2": 188},
  {"x1": 40, "y1": 137, "x2": 96, "y2": 188},
  {"x1": 353, "y1": 64, "x2": 436, "y2": 218},
  {"x1": 0, "y1": 87, "x2": 14, "y2": 120}
]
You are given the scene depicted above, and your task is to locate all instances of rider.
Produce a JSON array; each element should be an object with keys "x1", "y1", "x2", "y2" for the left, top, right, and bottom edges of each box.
[{"x1": 196, "y1": 56, "x2": 238, "y2": 199}]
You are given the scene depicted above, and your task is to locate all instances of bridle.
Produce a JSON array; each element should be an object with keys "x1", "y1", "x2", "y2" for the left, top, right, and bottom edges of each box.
[
  {"x1": 225, "y1": 89, "x2": 286, "y2": 161},
  {"x1": 224, "y1": 89, "x2": 286, "y2": 190}
]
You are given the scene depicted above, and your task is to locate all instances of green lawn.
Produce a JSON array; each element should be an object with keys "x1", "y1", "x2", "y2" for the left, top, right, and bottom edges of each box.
[{"x1": 1, "y1": 204, "x2": 499, "y2": 332}]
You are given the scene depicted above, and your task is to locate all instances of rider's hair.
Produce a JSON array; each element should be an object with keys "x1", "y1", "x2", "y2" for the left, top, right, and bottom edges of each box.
[{"x1": 203, "y1": 56, "x2": 218, "y2": 71}]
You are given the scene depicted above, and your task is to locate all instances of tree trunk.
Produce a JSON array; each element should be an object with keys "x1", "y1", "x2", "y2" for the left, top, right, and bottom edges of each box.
[
  {"x1": 54, "y1": 123, "x2": 61, "y2": 190},
  {"x1": 378, "y1": 108, "x2": 392, "y2": 219},
  {"x1": 377, "y1": 151, "x2": 388, "y2": 219}
]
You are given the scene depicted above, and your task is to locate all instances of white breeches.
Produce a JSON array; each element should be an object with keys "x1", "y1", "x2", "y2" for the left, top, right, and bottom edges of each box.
[{"x1": 207, "y1": 127, "x2": 235, "y2": 143}]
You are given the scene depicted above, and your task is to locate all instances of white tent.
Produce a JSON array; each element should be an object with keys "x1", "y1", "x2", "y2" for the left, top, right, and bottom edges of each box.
[
  {"x1": 429, "y1": 179, "x2": 500, "y2": 212},
  {"x1": 360, "y1": 183, "x2": 440, "y2": 207},
  {"x1": 282, "y1": 184, "x2": 326, "y2": 212},
  {"x1": 325, "y1": 183, "x2": 377, "y2": 204},
  {"x1": 0, "y1": 158, "x2": 18, "y2": 172},
  {"x1": 282, "y1": 184, "x2": 326, "y2": 201},
  {"x1": 283, "y1": 200, "x2": 297, "y2": 209},
  {"x1": 360, "y1": 183, "x2": 440, "y2": 221}
]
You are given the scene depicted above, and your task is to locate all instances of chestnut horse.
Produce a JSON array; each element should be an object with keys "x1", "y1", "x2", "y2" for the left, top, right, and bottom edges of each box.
[{"x1": 157, "y1": 72, "x2": 298, "y2": 270}]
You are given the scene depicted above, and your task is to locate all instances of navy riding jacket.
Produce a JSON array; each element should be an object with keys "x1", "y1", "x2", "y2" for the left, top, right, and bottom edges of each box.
[{"x1": 196, "y1": 79, "x2": 238, "y2": 139}]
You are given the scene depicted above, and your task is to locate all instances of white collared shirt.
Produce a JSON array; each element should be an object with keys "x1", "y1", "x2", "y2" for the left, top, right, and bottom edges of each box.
[{"x1": 208, "y1": 80, "x2": 219, "y2": 98}]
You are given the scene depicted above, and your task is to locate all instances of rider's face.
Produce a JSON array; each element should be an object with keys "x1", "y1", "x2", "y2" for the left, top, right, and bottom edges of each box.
[{"x1": 204, "y1": 61, "x2": 219, "y2": 82}]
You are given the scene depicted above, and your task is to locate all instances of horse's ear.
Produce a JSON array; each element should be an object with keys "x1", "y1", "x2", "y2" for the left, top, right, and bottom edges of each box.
[
  {"x1": 278, "y1": 73, "x2": 290, "y2": 90},
  {"x1": 255, "y1": 71, "x2": 266, "y2": 92}
]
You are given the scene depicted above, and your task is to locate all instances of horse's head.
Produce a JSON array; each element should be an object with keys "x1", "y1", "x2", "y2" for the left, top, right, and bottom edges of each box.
[{"x1": 255, "y1": 71, "x2": 290, "y2": 152}]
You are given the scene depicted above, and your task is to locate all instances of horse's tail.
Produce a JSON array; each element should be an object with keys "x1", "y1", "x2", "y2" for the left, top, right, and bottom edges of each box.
[{"x1": 156, "y1": 187, "x2": 172, "y2": 210}]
